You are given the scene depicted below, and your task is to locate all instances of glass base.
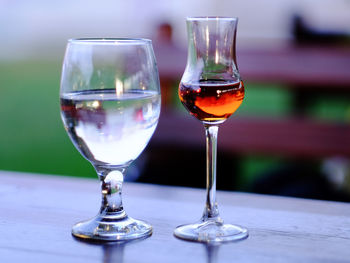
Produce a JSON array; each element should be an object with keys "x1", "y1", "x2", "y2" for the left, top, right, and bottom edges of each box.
[
  {"x1": 72, "y1": 214, "x2": 152, "y2": 241},
  {"x1": 174, "y1": 219, "x2": 248, "y2": 243}
]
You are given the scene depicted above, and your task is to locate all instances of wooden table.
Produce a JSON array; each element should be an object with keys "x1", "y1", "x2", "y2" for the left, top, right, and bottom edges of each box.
[{"x1": 1, "y1": 171, "x2": 350, "y2": 262}]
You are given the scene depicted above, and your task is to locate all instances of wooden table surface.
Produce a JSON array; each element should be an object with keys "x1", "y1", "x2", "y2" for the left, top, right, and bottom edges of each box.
[{"x1": 1, "y1": 171, "x2": 350, "y2": 263}]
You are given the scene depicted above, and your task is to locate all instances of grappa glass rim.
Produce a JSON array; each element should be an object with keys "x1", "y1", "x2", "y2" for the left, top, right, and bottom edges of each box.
[
  {"x1": 186, "y1": 16, "x2": 238, "y2": 22},
  {"x1": 68, "y1": 38, "x2": 152, "y2": 45}
]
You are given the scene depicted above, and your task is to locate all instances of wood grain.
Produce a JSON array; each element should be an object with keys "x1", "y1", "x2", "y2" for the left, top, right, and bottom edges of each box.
[{"x1": 1, "y1": 171, "x2": 350, "y2": 263}]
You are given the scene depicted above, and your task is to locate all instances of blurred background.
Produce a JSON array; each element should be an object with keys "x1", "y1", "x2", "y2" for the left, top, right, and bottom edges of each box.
[{"x1": 1, "y1": 0, "x2": 350, "y2": 201}]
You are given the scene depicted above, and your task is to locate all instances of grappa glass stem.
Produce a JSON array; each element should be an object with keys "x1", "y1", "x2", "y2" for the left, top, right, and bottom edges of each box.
[
  {"x1": 96, "y1": 166, "x2": 128, "y2": 219},
  {"x1": 174, "y1": 121, "x2": 248, "y2": 242},
  {"x1": 203, "y1": 124, "x2": 220, "y2": 221}
]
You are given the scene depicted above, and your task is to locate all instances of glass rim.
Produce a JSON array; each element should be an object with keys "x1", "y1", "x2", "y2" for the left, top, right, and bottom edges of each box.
[
  {"x1": 67, "y1": 38, "x2": 152, "y2": 45},
  {"x1": 186, "y1": 16, "x2": 238, "y2": 21}
]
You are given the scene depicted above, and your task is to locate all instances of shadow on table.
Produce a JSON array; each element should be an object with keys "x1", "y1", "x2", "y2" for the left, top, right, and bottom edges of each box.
[
  {"x1": 204, "y1": 243, "x2": 220, "y2": 263},
  {"x1": 102, "y1": 242, "x2": 126, "y2": 263},
  {"x1": 73, "y1": 236, "x2": 149, "y2": 263}
]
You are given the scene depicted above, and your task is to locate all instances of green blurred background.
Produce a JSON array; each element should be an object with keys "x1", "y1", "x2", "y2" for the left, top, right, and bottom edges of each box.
[{"x1": 0, "y1": 60, "x2": 95, "y2": 177}]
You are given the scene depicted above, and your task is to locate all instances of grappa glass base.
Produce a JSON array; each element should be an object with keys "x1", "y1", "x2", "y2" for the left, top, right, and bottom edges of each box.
[
  {"x1": 174, "y1": 219, "x2": 248, "y2": 243},
  {"x1": 72, "y1": 214, "x2": 152, "y2": 241}
]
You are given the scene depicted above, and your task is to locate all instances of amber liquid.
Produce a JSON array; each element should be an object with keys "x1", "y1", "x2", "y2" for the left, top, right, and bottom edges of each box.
[{"x1": 179, "y1": 79, "x2": 244, "y2": 122}]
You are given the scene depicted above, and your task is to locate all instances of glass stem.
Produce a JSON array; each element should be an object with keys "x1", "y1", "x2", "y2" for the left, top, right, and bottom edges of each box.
[
  {"x1": 203, "y1": 124, "x2": 220, "y2": 221},
  {"x1": 95, "y1": 166, "x2": 128, "y2": 219}
]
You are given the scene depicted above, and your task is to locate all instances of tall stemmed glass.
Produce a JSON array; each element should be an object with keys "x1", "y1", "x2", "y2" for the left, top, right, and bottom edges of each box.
[
  {"x1": 174, "y1": 17, "x2": 248, "y2": 242},
  {"x1": 60, "y1": 38, "x2": 161, "y2": 241}
]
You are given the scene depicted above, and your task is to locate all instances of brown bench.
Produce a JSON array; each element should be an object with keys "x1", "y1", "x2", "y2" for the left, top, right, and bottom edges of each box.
[{"x1": 151, "y1": 112, "x2": 350, "y2": 159}]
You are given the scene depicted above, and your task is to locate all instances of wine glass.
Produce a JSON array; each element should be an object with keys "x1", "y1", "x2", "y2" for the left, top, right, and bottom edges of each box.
[
  {"x1": 174, "y1": 17, "x2": 248, "y2": 242},
  {"x1": 60, "y1": 38, "x2": 161, "y2": 241}
]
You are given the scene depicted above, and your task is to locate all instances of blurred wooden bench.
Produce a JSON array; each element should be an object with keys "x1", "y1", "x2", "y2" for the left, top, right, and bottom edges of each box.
[
  {"x1": 153, "y1": 45, "x2": 350, "y2": 159},
  {"x1": 151, "y1": 112, "x2": 350, "y2": 159},
  {"x1": 155, "y1": 45, "x2": 350, "y2": 87},
  {"x1": 155, "y1": 45, "x2": 350, "y2": 111}
]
